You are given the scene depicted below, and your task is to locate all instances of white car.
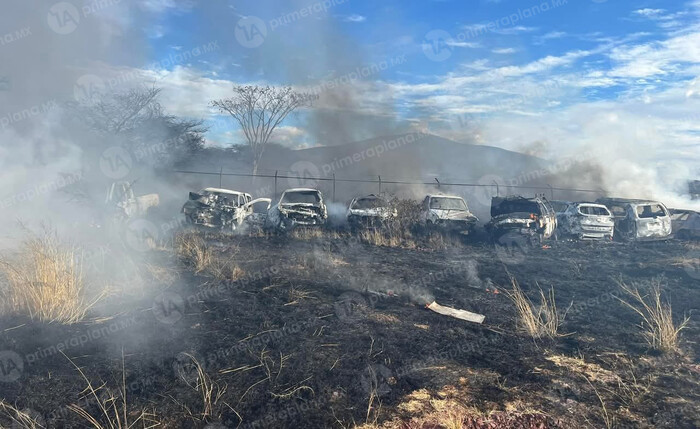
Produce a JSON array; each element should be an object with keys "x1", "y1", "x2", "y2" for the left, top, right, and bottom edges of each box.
[
  {"x1": 596, "y1": 198, "x2": 672, "y2": 241},
  {"x1": 346, "y1": 195, "x2": 396, "y2": 228},
  {"x1": 556, "y1": 202, "x2": 614, "y2": 240},
  {"x1": 182, "y1": 187, "x2": 270, "y2": 230},
  {"x1": 266, "y1": 188, "x2": 327, "y2": 230},
  {"x1": 421, "y1": 194, "x2": 478, "y2": 234}
]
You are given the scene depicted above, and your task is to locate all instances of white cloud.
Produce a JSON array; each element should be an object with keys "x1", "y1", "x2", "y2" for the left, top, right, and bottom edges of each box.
[
  {"x1": 446, "y1": 40, "x2": 481, "y2": 48},
  {"x1": 634, "y1": 8, "x2": 665, "y2": 17},
  {"x1": 461, "y1": 24, "x2": 537, "y2": 37},
  {"x1": 140, "y1": 0, "x2": 194, "y2": 13},
  {"x1": 342, "y1": 14, "x2": 366, "y2": 22},
  {"x1": 493, "y1": 25, "x2": 538, "y2": 35},
  {"x1": 534, "y1": 31, "x2": 566, "y2": 44},
  {"x1": 492, "y1": 47, "x2": 516, "y2": 54},
  {"x1": 608, "y1": 32, "x2": 700, "y2": 78}
]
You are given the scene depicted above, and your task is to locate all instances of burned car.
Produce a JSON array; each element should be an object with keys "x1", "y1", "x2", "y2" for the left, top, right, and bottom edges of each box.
[
  {"x1": 106, "y1": 181, "x2": 159, "y2": 222},
  {"x1": 596, "y1": 198, "x2": 672, "y2": 241},
  {"x1": 266, "y1": 188, "x2": 327, "y2": 230},
  {"x1": 556, "y1": 202, "x2": 614, "y2": 240},
  {"x1": 420, "y1": 194, "x2": 478, "y2": 234},
  {"x1": 347, "y1": 194, "x2": 396, "y2": 228},
  {"x1": 485, "y1": 196, "x2": 557, "y2": 242},
  {"x1": 182, "y1": 187, "x2": 270, "y2": 230},
  {"x1": 669, "y1": 208, "x2": 700, "y2": 240}
]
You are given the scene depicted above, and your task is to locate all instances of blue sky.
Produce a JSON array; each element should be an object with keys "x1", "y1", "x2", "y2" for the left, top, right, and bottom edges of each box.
[{"x1": 115, "y1": 0, "x2": 700, "y2": 200}]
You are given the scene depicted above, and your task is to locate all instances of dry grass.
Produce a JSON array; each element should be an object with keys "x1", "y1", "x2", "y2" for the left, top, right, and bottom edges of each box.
[
  {"x1": 358, "y1": 229, "x2": 415, "y2": 249},
  {"x1": 175, "y1": 232, "x2": 212, "y2": 273},
  {"x1": 286, "y1": 286, "x2": 315, "y2": 305},
  {"x1": 506, "y1": 278, "x2": 565, "y2": 339},
  {"x1": 207, "y1": 257, "x2": 244, "y2": 282},
  {"x1": 583, "y1": 375, "x2": 615, "y2": 429},
  {"x1": 0, "y1": 401, "x2": 45, "y2": 428},
  {"x1": 64, "y1": 352, "x2": 160, "y2": 429},
  {"x1": 180, "y1": 353, "x2": 227, "y2": 420},
  {"x1": 143, "y1": 262, "x2": 179, "y2": 285},
  {"x1": 0, "y1": 231, "x2": 104, "y2": 324},
  {"x1": 616, "y1": 279, "x2": 689, "y2": 353},
  {"x1": 290, "y1": 228, "x2": 324, "y2": 240},
  {"x1": 175, "y1": 232, "x2": 245, "y2": 282}
]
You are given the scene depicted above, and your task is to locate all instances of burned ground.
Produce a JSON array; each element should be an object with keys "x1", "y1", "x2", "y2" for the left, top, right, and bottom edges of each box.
[{"x1": 0, "y1": 232, "x2": 698, "y2": 428}]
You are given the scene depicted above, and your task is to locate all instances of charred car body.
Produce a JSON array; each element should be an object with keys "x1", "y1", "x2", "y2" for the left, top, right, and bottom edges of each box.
[
  {"x1": 669, "y1": 208, "x2": 700, "y2": 240},
  {"x1": 485, "y1": 196, "x2": 557, "y2": 242},
  {"x1": 347, "y1": 194, "x2": 396, "y2": 228},
  {"x1": 267, "y1": 188, "x2": 327, "y2": 230},
  {"x1": 182, "y1": 187, "x2": 270, "y2": 230},
  {"x1": 556, "y1": 202, "x2": 614, "y2": 240},
  {"x1": 106, "y1": 181, "x2": 159, "y2": 222},
  {"x1": 420, "y1": 194, "x2": 478, "y2": 234},
  {"x1": 596, "y1": 198, "x2": 672, "y2": 241}
]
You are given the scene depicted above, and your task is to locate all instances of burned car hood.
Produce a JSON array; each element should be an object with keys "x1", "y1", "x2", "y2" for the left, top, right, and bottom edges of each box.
[
  {"x1": 430, "y1": 209, "x2": 478, "y2": 221},
  {"x1": 279, "y1": 203, "x2": 323, "y2": 213},
  {"x1": 348, "y1": 207, "x2": 394, "y2": 218}
]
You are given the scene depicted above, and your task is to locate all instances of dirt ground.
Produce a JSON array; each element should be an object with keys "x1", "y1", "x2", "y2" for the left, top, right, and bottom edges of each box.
[{"x1": 0, "y1": 230, "x2": 699, "y2": 428}]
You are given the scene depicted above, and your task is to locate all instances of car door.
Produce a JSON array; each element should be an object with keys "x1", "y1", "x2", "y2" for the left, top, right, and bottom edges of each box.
[{"x1": 421, "y1": 196, "x2": 431, "y2": 223}]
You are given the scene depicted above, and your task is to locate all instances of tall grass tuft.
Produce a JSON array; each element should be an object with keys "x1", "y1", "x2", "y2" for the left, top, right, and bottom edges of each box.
[
  {"x1": 175, "y1": 232, "x2": 212, "y2": 273},
  {"x1": 0, "y1": 231, "x2": 102, "y2": 324},
  {"x1": 506, "y1": 277, "x2": 564, "y2": 339},
  {"x1": 616, "y1": 279, "x2": 689, "y2": 353}
]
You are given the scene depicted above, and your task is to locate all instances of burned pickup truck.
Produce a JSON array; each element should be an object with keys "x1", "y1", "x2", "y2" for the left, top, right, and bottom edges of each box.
[
  {"x1": 346, "y1": 194, "x2": 396, "y2": 229},
  {"x1": 485, "y1": 196, "x2": 557, "y2": 243},
  {"x1": 266, "y1": 188, "x2": 327, "y2": 230},
  {"x1": 555, "y1": 202, "x2": 614, "y2": 241},
  {"x1": 420, "y1": 194, "x2": 478, "y2": 235},
  {"x1": 596, "y1": 198, "x2": 672, "y2": 241},
  {"x1": 182, "y1": 187, "x2": 270, "y2": 230}
]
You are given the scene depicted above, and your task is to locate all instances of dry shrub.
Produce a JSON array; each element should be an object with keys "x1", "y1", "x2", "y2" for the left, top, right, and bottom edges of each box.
[
  {"x1": 353, "y1": 198, "x2": 422, "y2": 249},
  {"x1": 616, "y1": 278, "x2": 689, "y2": 353},
  {"x1": 506, "y1": 278, "x2": 564, "y2": 339},
  {"x1": 175, "y1": 232, "x2": 212, "y2": 273},
  {"x1": 0, "y1": 231, "x2": 103, "y2": 324}
]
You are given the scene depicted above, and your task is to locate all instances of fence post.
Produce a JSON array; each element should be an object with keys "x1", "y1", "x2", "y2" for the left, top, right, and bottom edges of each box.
[
  {"x1": 219, "y1": 167, "x2": 223, "y2": 188},
  {"x1": 493, "y1": 180, "x2": 499, "y2": 197},
  {"x1": 332, "y1": 173, "x2": 336, "y2": 201},
  {"x1": 274, "y1": 170, "x2": 278, "y2": 199},
  {"x1": 435, "y1": 178, "x2": 440, "y2": 190},
  {"x1": 378, "y1": 175, "x2": 382, "y2": 195},
  {"x1": 547, "y1": 184, "x2": 554, "y2": 200}
]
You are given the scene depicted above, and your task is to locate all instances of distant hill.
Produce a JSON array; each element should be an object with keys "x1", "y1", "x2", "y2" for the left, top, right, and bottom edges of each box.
[
  {"x1": 176, "y1": 133, "x2": 563, "y2": 217},
  {"x1": 188, "y1": 133, "x2": 547, "y2": 180},
  {"x1": 260, "y1": 133, "x2": 547, "y2": 182}
]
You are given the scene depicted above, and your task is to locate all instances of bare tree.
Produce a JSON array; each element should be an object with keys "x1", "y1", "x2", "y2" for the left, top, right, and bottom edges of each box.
[
  {"x1": 74, "y1": 86, "x2": 163, "y2": 135},
  {"x1": 211, "y1": 86, "x2": 315, "y2": 175},
  {"x1": 70, "y1": 86, "x2": 206, "y2": 166}
]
